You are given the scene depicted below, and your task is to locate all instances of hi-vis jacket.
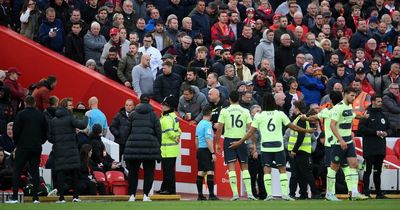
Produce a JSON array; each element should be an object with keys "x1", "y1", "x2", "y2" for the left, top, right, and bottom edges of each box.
[
  {"x1": 288, "y1": 116, "x2": 312, "y2": 154},
  {"x1": 160, "y1": 112, "x2": 181, "y2": 158}
]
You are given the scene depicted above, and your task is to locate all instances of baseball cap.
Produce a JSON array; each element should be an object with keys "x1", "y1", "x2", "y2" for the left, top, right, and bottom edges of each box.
[
  {"x1": 8, "y1": 67, "x2": 22, "y2": 75},
  {"x1": 162, "y1": 53, "x2": 174, "y2": 60},
  {"x1": 214, "y1": 45, "x2": 223, "y2": 52},
  {"x1": 109, "y1": 27, "x2": 119, "y2": 36}
]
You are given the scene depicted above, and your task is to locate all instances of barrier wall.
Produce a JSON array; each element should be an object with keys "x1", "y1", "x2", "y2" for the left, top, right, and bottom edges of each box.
[{"x1": 0, "y1": 27, "x2": 237, "y2": 196}]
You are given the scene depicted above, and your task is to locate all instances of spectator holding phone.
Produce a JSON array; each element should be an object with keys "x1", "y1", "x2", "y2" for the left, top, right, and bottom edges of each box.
[{"x1": 38, "y1": 7, "x2": 65, "y2": 53}]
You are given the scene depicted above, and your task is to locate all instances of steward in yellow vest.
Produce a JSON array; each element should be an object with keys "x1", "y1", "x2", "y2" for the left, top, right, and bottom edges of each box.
[{"x1": 158, "y1": 96, "x2": 181, "y2": 194}]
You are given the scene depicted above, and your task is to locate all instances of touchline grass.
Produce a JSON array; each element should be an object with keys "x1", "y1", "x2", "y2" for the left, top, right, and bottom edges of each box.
[{"x1": 3, "y1": 200, "x2": 400, "y2": 210}]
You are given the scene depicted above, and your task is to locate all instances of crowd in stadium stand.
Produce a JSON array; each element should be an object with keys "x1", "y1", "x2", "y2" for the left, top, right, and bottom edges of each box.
[{"x1": 1, "y1": 0, "x2": 400, "y2": 203}]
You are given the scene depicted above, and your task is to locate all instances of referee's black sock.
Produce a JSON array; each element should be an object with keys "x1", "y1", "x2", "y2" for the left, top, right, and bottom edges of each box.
[
  {"x1": 196, "y1": 175, "x2": 204, "y2": 195},
  {"x1": 206, "y1": 175, "x2": 215, "y2": 196}
]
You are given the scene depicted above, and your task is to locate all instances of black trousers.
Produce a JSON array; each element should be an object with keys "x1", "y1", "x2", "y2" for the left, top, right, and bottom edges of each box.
[
  {"x1": 294, "y1": 151, "x2": 318, "y2": 197},
  {"x1": 126, "y1": 160, "x2": 155, "y2": 196},
  {"x1": 363, "y1": 155, "x2": 385, "y2": 195},
  {"x1": 57, "y1": 170, "x2": 79, "y2": 200},
  {"x1": 160, "y1": 157, "x2": 176, "y2": 193},
  {"x1": 12, "y1": 149, "x2": 40, "y2": 201},
  {"x1": 248, "y1": 154, "x2": 266, "y2": 199},
  {"x1": 119, "y1": 144, "x2": 125, "y2": 162},
  {"x1": 287, "y1": 151, "x2": 301, "y2": 197}
]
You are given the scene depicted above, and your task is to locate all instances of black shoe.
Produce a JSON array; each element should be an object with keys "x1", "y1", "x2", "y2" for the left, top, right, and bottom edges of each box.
[
  {"x1": 197, "y1": 195, "x2": 207, "y2": 201},
  {"x1": 159, "y1": 191, "x2": 175, "y2": 195},
  {"x1": 155, "y1": 190, "x2": 162, "y2": 194},
  {"x1": 375, "y1": 194, "x2": 388, "y2": 199},
  {"x1": 208, "y1": 195, "x2": 220, "y2": 200}
]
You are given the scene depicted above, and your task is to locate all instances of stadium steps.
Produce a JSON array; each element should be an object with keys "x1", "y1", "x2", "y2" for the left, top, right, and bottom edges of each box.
[{"x1": 24, "y1": 195, "x2": 180, "y2": 202}]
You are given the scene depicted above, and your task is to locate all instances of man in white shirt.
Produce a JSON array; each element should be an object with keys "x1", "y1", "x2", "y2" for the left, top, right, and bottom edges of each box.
[{"x1": 138, "y1": 33, "x2": 162, "y2": 79}]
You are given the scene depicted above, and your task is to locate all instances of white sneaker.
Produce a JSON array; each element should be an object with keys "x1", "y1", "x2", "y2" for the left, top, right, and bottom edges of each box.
[
  {"x1": 48, "y1": 189, "x2": 58, "y2": 196},
  {"x1": 128, "y1": 194, "x2": 136, "y2": 202},
  {"x1": 282, "y1": 195, "x2": 295, "y2": 201},
  {"x1": 248, "y1": 195, "x2": 258, "y2": 200},
  {"x1": 56, "y1": 200, "x2": 66, "y2": 204},
  {"x1": 33, "y1": 200, "x2": 40, "y2": 204},
  {"x1": 230, "y1": 195, "x2": 240, "y2": 201},
  {"x1": 5, "y1": 200, "x2": 18, "y2": 204},
  {"x1": 325, "y1": 194, "x2": 341, "y2": 201},
  {"x1": 72, "y1": 198, "x2": 82, "y2": 202},
  {"x1": 264, "y1": 195, "x2": 274, "y2": 201},
  {"x1": 143, "y1": 194, "x2": 152, "y2": 202}
]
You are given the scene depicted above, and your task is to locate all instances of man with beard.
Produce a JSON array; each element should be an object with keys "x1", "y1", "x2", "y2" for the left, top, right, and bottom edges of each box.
[
  {"x1": 166, "y1": 16, "x2": 179, "y2": 44},
  {"x1": 152, "y1": 19, "x2": 173, "y2": 52},
  {"x1": 233, "y1": 25, "x2": 258, "y2": 56},
  {"x1": 180, "y1": 68, "x2": 207, "y2": 94},
  {"x1": 350, "y1": 19, "x2": 370, "y2": 50},
  {"x1": 175, "y1": 35, "x2": 195, "y2": 67},
  {"x1": 229, "y1": 11, "x2": 243, "y2": 40},
  {"x1": 121, "y1": 0, "x2": 137, "y2": 34},
  {"x1": 211, "y1": 11, "x2": 235, "y2": 49},
  {"x1": 211, "y1": 49, "x2": 233, "y2": 77},
  {"x1": 218, "y1": 64, "x2": 241, "y2": 94}
]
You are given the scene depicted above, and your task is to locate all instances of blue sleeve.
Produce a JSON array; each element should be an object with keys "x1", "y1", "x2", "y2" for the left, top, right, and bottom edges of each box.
[
  {"x1": 38, "y1": 24, "x2": 50, "y2": 44},
  {"x1": 299, "y1": 76, "x2": 316, "y2": 89}
]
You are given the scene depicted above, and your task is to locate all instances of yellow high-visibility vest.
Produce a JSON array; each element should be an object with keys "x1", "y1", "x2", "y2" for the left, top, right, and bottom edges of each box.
[
  {"x1": 160, "y1": 112, "x2": 181, "y2": 158},
  {"x1": 288, "y1": 116, "x2": 312, "y2": 154}
]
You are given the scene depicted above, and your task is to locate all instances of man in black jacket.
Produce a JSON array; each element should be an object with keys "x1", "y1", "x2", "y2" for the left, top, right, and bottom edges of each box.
[
  {"x1": 7, "y1": 96, "x2": 48, "y2": 204},
  {"x1": 153, "y1": 61, "x2": 182, "y2": 105},
  {"x1": 359, "y1": 95, "x2": 392, "y2": 198},
  {"x1": 65, "y1": 22, "x2": 84, "y2": 64},
  {"x1": 124, "y1": 94, "x2": 162, "y2": 202},
  {"x1": 110, "y1": 99, "x2": 135, "y2": 161}
]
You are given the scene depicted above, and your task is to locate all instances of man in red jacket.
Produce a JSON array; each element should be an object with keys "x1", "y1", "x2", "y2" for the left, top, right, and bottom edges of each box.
[
  {"x1": 211, "y1": 11, "x2": 235, "y2": 50},
  {"x1": 32, "y1": 76, "x2": 57, "y2": 111},
  {"x1": 3, "y1": 67, "x2": 27, "y2": 114}
]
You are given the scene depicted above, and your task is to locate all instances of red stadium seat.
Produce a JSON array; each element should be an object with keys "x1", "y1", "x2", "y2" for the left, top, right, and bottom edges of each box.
[
  {"x1": 94, "y1": 171, "x2": 109, "y2": 194},
  {"x1": 40, "y1": 154, "x2": 49, "y2": 168},
  {"x1": 105, "y1": 171, "x2": 128, "y2": 195},
  {"x1": 393, "y1": 139, "x2": 400, "y2": 159}
]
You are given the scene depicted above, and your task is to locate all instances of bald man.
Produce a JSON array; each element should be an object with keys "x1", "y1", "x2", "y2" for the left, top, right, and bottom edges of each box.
[{"x1": 86, "y1": 96, "x2": 108, "y2": 136}]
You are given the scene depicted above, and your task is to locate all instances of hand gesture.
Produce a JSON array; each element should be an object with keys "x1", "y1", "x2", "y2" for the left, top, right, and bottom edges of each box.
[
  {"x1": 228, "y1": 141, "x2": 242, "y2": 149},
  {"x1": 339, "y1": 140, "x2": 348, "y2": 150}
]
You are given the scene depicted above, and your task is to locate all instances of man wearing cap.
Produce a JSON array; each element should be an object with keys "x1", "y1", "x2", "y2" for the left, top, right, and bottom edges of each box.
[
  {"x1": 350, "y1": 19, "x2": 370, "y2": 49},
  {"x1": 100, "y1": 27, "x2": 130, "y2": 65},
  {"x1": 153, "y1": 61, "x2": 182, "y2": 104},
  {"x1": 298, "y1": 63, "x2": 325, "y2": 106},
  {"x1": 4, "y1": 68, "x2": 27, "y2": 114},
  {"x1": 125, "y1": 94, "x2": 162, "y2": 202},
  {"x1": 161, "y1": 53, "x2": 186, "y2": 81},
  {"x1": 157, "y1": 95, "x2": 181, "y2": 195}
]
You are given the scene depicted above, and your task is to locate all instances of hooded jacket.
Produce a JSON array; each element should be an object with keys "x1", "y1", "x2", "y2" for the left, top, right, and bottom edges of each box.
[
  {"x1": 255, "y1": 30, "x2": 275, "y2": 69},
  {"x1": 178, "y1": 86, "x2": 209, "y2": 123},
  {"x1": 124, "y1": 103, "x2": 162, "y2": 161},
  {"x1": 298, "y1": 73, "x2": 325, "y2": 106},
  {"x1": 32, "y1": 79, "x2": 55, "y2": 111},
  {"x1": 49, "y1": 107, "x2": 88, "y2": 171}
]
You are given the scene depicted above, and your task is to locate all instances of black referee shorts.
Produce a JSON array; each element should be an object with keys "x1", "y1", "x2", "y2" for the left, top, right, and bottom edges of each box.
[{"x1": 197, "y1": 148, "x2": 214, "y2": 171}]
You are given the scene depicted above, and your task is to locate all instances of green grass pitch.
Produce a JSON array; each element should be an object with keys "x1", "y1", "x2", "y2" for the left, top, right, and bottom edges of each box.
[{"x1": 3, "y1": 200, "x2": 400, "y2": 210}]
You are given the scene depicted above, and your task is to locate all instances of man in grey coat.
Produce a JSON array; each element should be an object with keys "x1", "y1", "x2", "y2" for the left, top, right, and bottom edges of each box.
[
  {"x1": 132, "y1": 54, "x2": 154, "y2": 97},
  {"x1": 255, "y1": 29, "x2": 275, "y2": 69},
  {"x1": 382, "y1": 83, "x2": 400, "y2": 136},
  {"x1": 178, "y1": 86, "x2": 209, "y2": 125}
]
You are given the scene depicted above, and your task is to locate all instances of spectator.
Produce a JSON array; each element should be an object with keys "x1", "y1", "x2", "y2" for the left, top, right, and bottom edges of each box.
[
  {"x1": 298, "y1": 63, "x2": 325, "y2": 106},
  {"x1": 211, "y1": 11, "x2": 235, "y2": 50},
  {"x1": 117, "y1": 42, "x2": 142, "y2": 88},
  {"x1": 165, "y1": 15, "x2": 179, "y2": 44},
  {"x1": 310, "y1": 13, "x2": 324, "y2": 37},
  {"x1": 350, "y1": 19, "x2": 370, "y2": 50},
  {"x1": 233, "y1": 25, "x2": 258, "y2": 55},
  {"x1": 382, "y1": 83, "x2": 400, "y2": 136},
  {"x1": 211, "y1": 49, "x2": 233, "y2": 77},
  {"x1": 201, "y1": 72, "x2": 229, "y2": 101},
  {"x1": 218, "y1": 64, "x2": 240, "y2": 94},
  {"x1": 274, "y1": 16, "x2": 295, "y2": 46},
  {"x1": 19, "y1": 0, "x2": 41, "y2": 40},
  {"x1": 161, "y1": 54, "x2": 187, "y2": 81},
  {"x1": 0, "y1": 87, "x2": 13, "y2": 135},
  {"x1": 65, "y1": 22, "x2": 85, "y2": 64},
  {"x1": 157, "y1": 95, "x2": 181, "y2": 195},
  {"x1": 38, "y1": 7, "x2": 65, "y2": 53},
  {"x1": 153, "y1": 60, "x2": 182, "y2": 104},
  {"x1": 48, "y1": 97, "x2": 88, "y2": 203},
  {"x1": 180, "y1": 68, "x2": 207, "y2": 95},
  {"x1": 175, "y1": 35, "x2": 195, "y2": 67},
  {"x1": 125, "y1": 94, "x2": 161, "y2": 202},
  {"x1": 332, "y1": 16, "x2": 353, "y2": 39},
  {"x1": 100, "y1": 27, "x2": 130, "y2": 65},
  {"x1": 188, "y1": 46, "x2": 212, "y2": 80},
  {"x1": 65, "y1": 9, "x2": 88, "y2": 37},
  {"x1": 103, "y1": 46, "x2": 120, "y2": 82},
  {"x1": 275, "y1": 0, "x2": 302, "y2": 16},
  {"x1": 323, "y1": 53, "x2": 340, "y2": 78},
  {"x1": 134, "y1": 18, "x2": 146, "y2": 43},
  {"x1": 275, "y1": 34, "x2": 297, "y2": 77},
  {"x1": 0, "y1": 147, "x2": 13, "y2": 190},
  {"x1": 180, "y1": 17, "x2": 196, "y2": 38},
  {"x1": 252, "y1": 68, "x2": 272, "y2": 104},
  {"x1": 354, "y1": 68, "x2": 375, "y2": 96},
  {"x1": 299, "y1": 33, "x2": 325, "y2": 66},
  {"x1": 152, "y1": 19, "x2": 173, "y2": 52},
  {"x1": 50, "y1": 0, "x2": 69, "y2": 25},
  {"x1": 320, "y1": 83, "x2": 343, "y2": 106},
  {"x1": 244, "y1": 53, "x2": 256, "y2": 74},
  {"x1": 144, "y1": 8, "x2": 161, "y2": 33},
  {"x1": 94, "y1": 6, "x2": 112, "y2": 40},
  {"x1": 367, "y1": 59, "x2": 384, "y2": 96},
  {"x1": 31, "y1": 75, "x2": 57, "y2": 111},
  {"x1": 351, "y1": 80, "x2": 371, "y2": 134},
  {"x1": 7, "y1": 96, "x2": 47, "y2": 204},
  {"x1": 178, "y1": 86, "x2": 208, "y2": 125},
  {"x1": 132, "y1": 0, "x2": 147, "y2": 19},
  {"x1": 239, "y1": 91, "x2": 257, "y2": 111},
  {"x1": 228, "y1": 11, "x2": 243, "y2": 41},
  {"x1": 84, "y1": 22, "x2": 107, "y2": 67},
  {"x1": 138, "y1": 34, "x2": 163, "y2": 79},
  {"x1": 233, "y1": 52, "x2": 252, "y2": 82},
  {"x1": 4, "y1": 68, "x2": 27, "y2": 114},
  {"x1": 359, "y1": 95, "x2": 391, "y2": 198},
  {"x1": 207, "y1": 88, "x2": 230, "y2": 128},
  {"x1": 326, "y1": 64, "x2": 352, "y2": 94},
  {"x1": 0, "y1": 122, "x2": 14, "y2": 154},
  {"x1": 121, "y1": 0, "x2": 137, "y2": 34},
  {"x1": 285, "y1": 78, "x2": 303, "y2": 118},
  {"x1": 86, "y1": 96, "x2": 108, "y2": 136},
  {"x1": 0, "y1": 0, "x2": 11, "y2": 28},
  {"x1": 287, "y1": 11, "x2": 308, "y2": 42},
  {"x1": 110, "y1": 99, "x2": 135, "y2": 161},
  {"x1": 189, "y1": 0, "x2": 210, "y2": 44},
  {"x1": 255, "y1": 29, "x2": 275, "y2": 70},
  {"x1": 382, "y1": 62, "x2": 400, "y2": 91},
  {"x1": 132, "y1": 54, "x2": 154, "y2": 97}
]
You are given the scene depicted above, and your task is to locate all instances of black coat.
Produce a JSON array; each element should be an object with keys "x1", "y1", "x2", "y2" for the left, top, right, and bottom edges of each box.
[
  {"x1": 153, "y1": 72, "x2": 182, "y2": 104},
  {"x1": 124, "y1": 103, "x2": 161, "y2": 161},
  {"x1": 65, "y1": 32, "x2": 85, "y2": 64},
  {"x1": 359, "y1": 106, "x2": 391, "y2": 157},
  {"x1": 49, "y1": 107, "x2": 88, "y2": 171},
  {"x1": 13, "y1": 107, "x2": 48, "y2": 151},
  {"x1": 110, "y1": 108, "x2": 132, "y2": 145}
]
